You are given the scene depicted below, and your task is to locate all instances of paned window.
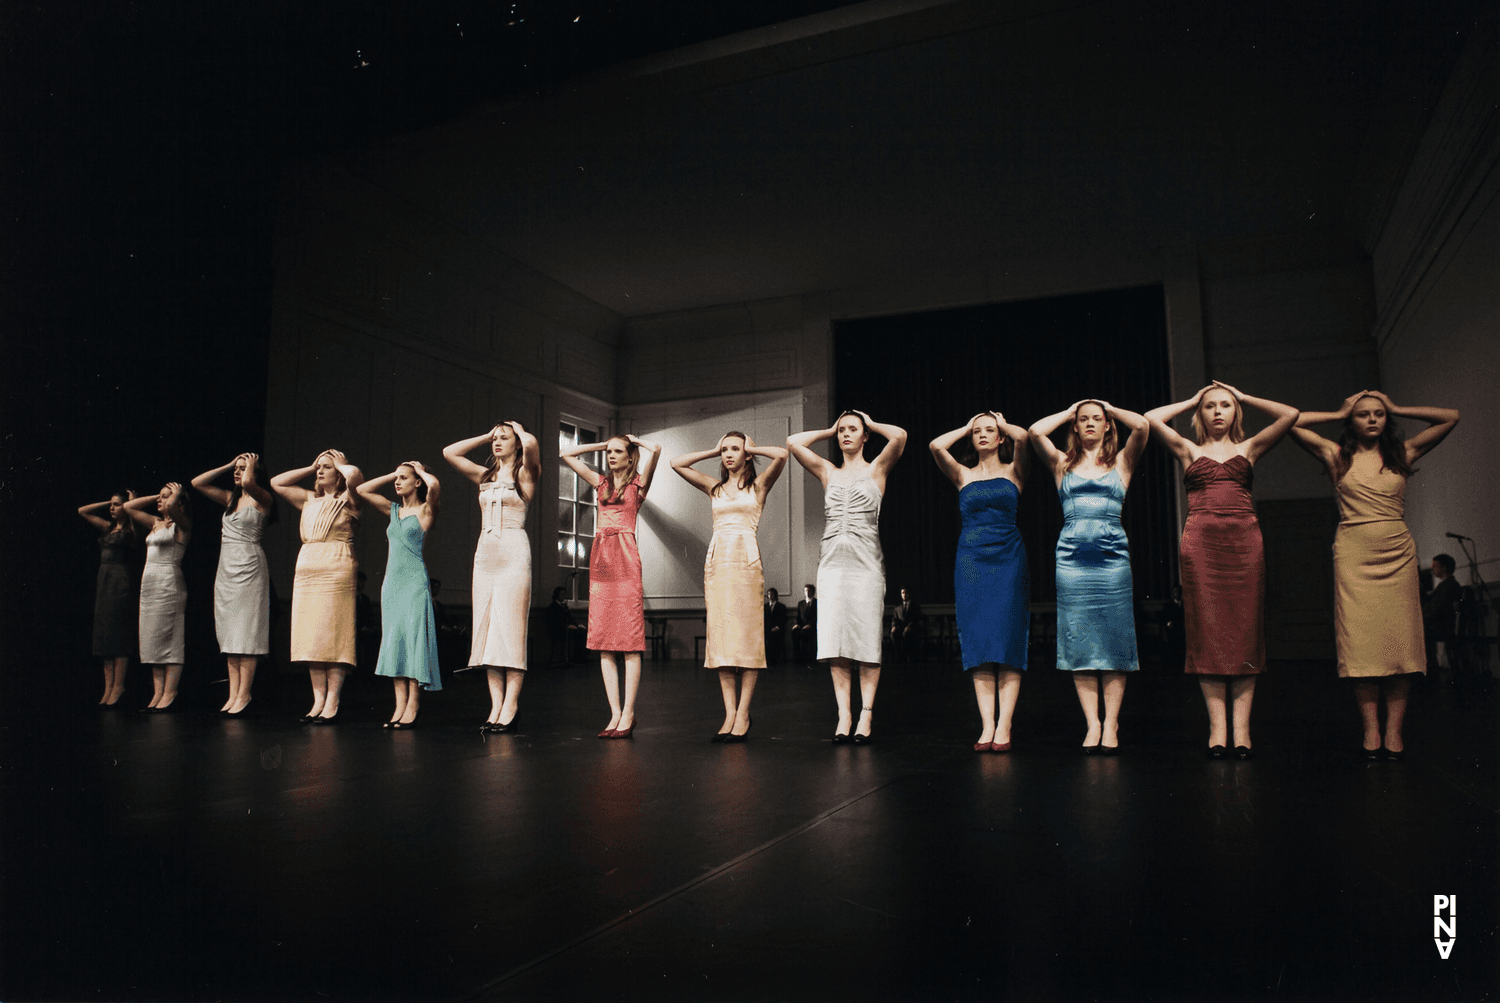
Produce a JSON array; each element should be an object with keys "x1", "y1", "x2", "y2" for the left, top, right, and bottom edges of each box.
[{"x1": 558, "y1": 420, "x2": 600, "y2": 569}]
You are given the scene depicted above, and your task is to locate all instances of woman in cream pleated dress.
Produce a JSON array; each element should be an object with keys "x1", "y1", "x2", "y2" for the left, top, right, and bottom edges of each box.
[
  {"x1": 444, "y1": 421, "x2": 540, "y2": 733},
  {"x1": 671, "y1": 431, "x2": 788, "y2": 742},
  {"x1": 272, "y1": 449, "x2": 365, "y2": 724},
  {"x1": 1292, "y1": 390, "x2": 1458, "y2": 759}
]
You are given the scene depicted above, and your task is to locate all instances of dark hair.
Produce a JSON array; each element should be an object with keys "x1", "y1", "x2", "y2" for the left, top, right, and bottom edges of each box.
[
  {"x1": 107, "y1": 491, "x2": 139, "y2": 543},
  {"x1": 398, "y1": 462, "x2": 429, "y2": 504},
  {"x1": 804, "y1": 584, "x2": 816, "y2": 595},
  {"x1": 959, "y1": 412, "x2": 1016, "y2": 465},
  {"x1": 552, "y1": 586, "x2": 567, "y2": 602},
  {"x1": 1062, "y1": 401, "x2": 1119, "y2": 472},
  {"x1": 227, "y1": 458, "x2": 279, "y2": 526},
  {"x1": 1433, "y1": 554, "x2": 1456, "y2": 576},
  {"x1": 712, "y1": 430, "x2": 760, "y2": 497},
  {"x1": 482, "y1": 422, "x2": 526, "y2": 485},
  {"x1": 766, "y1": 588, "x2": 779, "y2": 600},
  {"x1": 1335, "y1": 397, "x2": 1412, "y2": 480},
  {"x1": 833, "y1": 411, "x2": 871, "y2": 467}
]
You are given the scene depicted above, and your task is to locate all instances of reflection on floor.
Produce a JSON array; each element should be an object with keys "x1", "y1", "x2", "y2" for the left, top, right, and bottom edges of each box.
[{"x1": 2, "y1": 658, "x2": 1494, "y2": 1002}]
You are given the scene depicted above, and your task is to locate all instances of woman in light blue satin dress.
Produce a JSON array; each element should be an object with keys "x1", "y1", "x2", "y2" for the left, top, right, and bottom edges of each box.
[{"x1": 1030, "y1": 400, "x2": 1149, "y2": 754}]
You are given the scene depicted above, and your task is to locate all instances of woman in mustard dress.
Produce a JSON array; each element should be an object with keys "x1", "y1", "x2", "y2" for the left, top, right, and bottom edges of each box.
[
  {"x1": 273, "y1": 449, "x2": 365, "y2": 724},
  {"x1": 1292, "y1": 390, "x2": 1459, "y2": 759},
  {"x1": 671, "y1": 432, "x2": 789, "y2": 742}
]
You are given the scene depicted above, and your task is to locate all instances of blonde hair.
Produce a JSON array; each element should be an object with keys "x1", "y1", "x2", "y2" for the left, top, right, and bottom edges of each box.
[
  {"x1": 599, "y1": 437, "x2": 640, "y2": 503},
  {"x1": 1190, "y1": 390, "x2": 1246, "y2": 445},
  {"x1": 1062, "y1": 402, "x2": 1118, "y2": 472}
]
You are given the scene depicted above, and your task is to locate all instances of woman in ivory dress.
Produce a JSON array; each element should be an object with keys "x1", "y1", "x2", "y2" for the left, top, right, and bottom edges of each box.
[
  {"x1": 561, "y1": 433, "x2": 663, "y2": 739},
  {"x1": 272, "y1": 449, "x2": 364, "y2": 724},
  {"x1": 192, "y1": 453, "x2": 275, "y2": 716},
  {"x1": 78, "y1": 489, "x2": 139, "y2": 706},
  {"x1": 124, "y1": 483, "x2": 193, "y2": 712},
  {"x1": 444, "y1": 421, "x2": 540, "y2": 733},
  {"x1": 1291, "y1": 390, "x2": 1458, "y2": 760},
  {"x1": 671, "y1": 431, "x2": 789, "y2": 742},
  {"x1": 788, "y1": 410, "x2": 907, "y2": 744}
]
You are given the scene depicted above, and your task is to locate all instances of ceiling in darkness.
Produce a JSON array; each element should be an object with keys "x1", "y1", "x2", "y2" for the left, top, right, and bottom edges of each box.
[{"x1": 328, "y1": 0, "x2": 1478, "y2": 318}]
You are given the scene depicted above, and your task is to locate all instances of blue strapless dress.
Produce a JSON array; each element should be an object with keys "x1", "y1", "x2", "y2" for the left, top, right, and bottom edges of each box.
[
  {"x1": 955, "y1": 478, "x2": 1030, "y2": 671},
  {"x1": 1055, "y1": 469, "x2": 1138, "y2": 672}
]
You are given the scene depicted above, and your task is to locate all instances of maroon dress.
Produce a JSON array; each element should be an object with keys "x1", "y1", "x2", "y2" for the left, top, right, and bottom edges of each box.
[
  {"x1": 587, "y1": 476, "x2": 646, "y2": 653},
  {"x1": 1180, "y1": 456, "x2": 1265, "y2": 676}
]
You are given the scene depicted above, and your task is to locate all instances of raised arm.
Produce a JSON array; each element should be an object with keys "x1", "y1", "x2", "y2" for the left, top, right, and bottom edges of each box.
[
  {"x1": 443, "y1": 429, "x2": 498, "y2": 486},
  {"x1": 929, "y1": 417, "x2": 979, "y2": 489},
  {"x1": 670, "y1": 441, "x2": 726, "y2": 496},
  {"x1": 786, "y1": 424, "x2": 836, "y2": 486},
  {"x1": 77, "y1": 499, "x2": 116, "y2": 532},
  {"x1": 410, "y1": 460, "x2": 442, "y2": 530},
  {"x1": 191, "y1": 457, "x2": 238, "y2": 509},
  {"x1": 271, "y1": 462, "x2": 316, "y2": 510},
  {"x1": 239, "y1": 453, "x2": 273, "y2": 511},
  {"x1": 123, "y1": 491, "x2": 161, "y2": 529},
  {"x1": 1105, "y1": 404, "x2": 1151, "y2": 479},
  {"x1": 330, "y1": 452, "x2": 364, "y2": 516},
  {"x1": 1366, "y1": 391, "x2": 1461, "y2": 465},
  {"x1": 559, "y1": 441, "x2": 606, "y2": 490},
  {"x1": 1291, "y1": 391, "x2": 1362, "y2": 474},
  {"x1": 1029, "y1": 402, "x2": 1085, "y2": 478},
  {"x1": 855, "y1": 411, "x2": 908, "y2": 484},
  {"x1": 1217, "y1": 382, "x2": 1299, "y2": 464},
  {"x1": 995, "y1": 412, "x2": 1032, "y2": 487},
  {"x1": 628, "y1": 435, "x2": 664, "y2": 497},
  {"x1": 747, "y1": 436, "x2": 789, "y2": 499},
  {"x1": 354, "y1": 470, "x2": 396, "y2": 517},
  {"x1": 1144, "y1": 388, "x2": 1207, "y2": 467},
  {"x1": 512, "y1": 423, "x2": 541, "y2": 503}
]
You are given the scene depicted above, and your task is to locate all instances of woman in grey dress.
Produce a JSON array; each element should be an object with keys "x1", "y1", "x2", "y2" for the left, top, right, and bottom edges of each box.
[
  {"x1": 193, "y1": 453, "x2": 275, "y2": 716},
  {"x1": 124, "y1": 483, "x2": 193, "y2": 712},
  {"x1": 78, "y1": 490, "x2": 139, "y2": 706},
  {"x1": 788, "y1": 410, "x2": 907, "y2": 744}
]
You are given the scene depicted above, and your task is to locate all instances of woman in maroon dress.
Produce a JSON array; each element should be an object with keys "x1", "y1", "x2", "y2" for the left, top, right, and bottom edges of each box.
[
  {"x1": 1146, "y1": 382, "x2": 1298, "y2": 758},
  {"x1": 561, "y1": 433, "x2": 662, "y2": 739}
]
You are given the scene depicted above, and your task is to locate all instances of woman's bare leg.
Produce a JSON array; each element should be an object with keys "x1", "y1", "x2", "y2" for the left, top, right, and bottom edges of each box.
[
  {"x1": 829, "y1": 659, "x2": 853, "y2": 736},
  {"x1": 732, "y1": 670, "x2": 758, "y2": 734},
  {"x1": 972, "y1": 669, "x2": 997, "y2": 745},
  {"x1": 499, "y1": 670, "x2": 525, "y2": 726},
  {"x1": 599, "y1": 652, "x2": 622, "y2": 731}
]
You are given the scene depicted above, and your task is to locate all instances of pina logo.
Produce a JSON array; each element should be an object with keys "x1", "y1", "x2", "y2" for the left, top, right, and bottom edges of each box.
[{"x1": 1433, "y1": 895, "x2": 1457, "y2": 959}]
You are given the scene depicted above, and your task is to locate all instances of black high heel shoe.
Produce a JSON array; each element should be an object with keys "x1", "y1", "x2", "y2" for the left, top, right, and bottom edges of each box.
[
  {"x1": 1233, "y1": 746, "x2": 1254, "y2": 760},
  {"x1": 852, "y1": 707, "x2": 874, "y2": 745},
  {"x1": 724, "y1": 717, "x2": 752, "y2": 744},
  {"x1": 392, "y1": 712, "x2": 420, "y2": 731},
  {"x1": 1207, "y1": 745, "x2": 1228, "y2": 760},
  {"x1": 311, "y1": 713, "x2": 339, "y2": 726}
]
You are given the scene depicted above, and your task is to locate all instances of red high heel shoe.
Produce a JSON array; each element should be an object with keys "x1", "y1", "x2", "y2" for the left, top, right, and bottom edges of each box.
[{"x1": 612, "y1": 719, "x2": 636, "y2": 739}]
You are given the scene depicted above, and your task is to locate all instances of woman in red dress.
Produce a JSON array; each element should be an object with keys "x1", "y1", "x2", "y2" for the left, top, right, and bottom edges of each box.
[
  {"x1": 561, "y1": 433, "x2": 662, "y2": 738},
  {"x1": 1146, "y1": 382, "x2": 1297, "y2": 758}
]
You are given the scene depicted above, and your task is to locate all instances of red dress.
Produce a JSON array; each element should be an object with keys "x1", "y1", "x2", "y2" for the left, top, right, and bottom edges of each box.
[
  {"x1": 1180, "y1": 456, "x2": 1265, "y2": 676},
  {"x1": 588, "y1": 476, "x2": 646, "y2": 653}
]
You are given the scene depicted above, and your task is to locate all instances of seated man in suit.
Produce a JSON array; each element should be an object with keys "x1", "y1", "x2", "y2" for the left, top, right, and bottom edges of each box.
[
  {"x1": 889, "y1": 587, "x2": 924, "y2": 662},
  {"x1": 792, "y1": 584, "x2": 817, "y2": 662}
]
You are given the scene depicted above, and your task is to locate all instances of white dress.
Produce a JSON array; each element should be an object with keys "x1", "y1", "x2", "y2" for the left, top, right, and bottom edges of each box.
[
  {"x1": 214, "y1": 504, "x2": 270, "y2": 655},
  {"x1": 139, "y1": 523, "x2": 188, "y2": 665},
  {"x1": 815, "y1": 476, "x2": 885, "y2": 665},
  {"x1": 470, "y1": 478, "x2": 531, "y2": 669}
]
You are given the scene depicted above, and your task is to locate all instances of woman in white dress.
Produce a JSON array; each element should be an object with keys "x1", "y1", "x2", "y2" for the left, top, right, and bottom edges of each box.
[
  {"x1": 192, "y1": 453, "x2": 275, "y2": 716},
  {"x1": 788, "y1": 410, "x2": 907, "y2": 744},
  {"x1": 444, "y1": 421, "x2": 540, "y2": 733},
  {"x1": 123, "y1": 483, "x2": 193, "y2": 712}
]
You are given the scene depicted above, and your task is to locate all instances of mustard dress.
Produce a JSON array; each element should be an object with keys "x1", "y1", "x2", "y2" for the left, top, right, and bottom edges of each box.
[
  {"x1": 291, "y1": 494, "x2": 358, "y2": 666},
  {"x1": 703, "y1": 488, "x2": 766, "y2": 670},
  {"x1": 1333, "y1": 464, "x2": 1424, "y2": 677}
]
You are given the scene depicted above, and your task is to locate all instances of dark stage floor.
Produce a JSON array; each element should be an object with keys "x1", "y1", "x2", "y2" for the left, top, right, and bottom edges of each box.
[{"x1": 2, "y1": 657, "x2": 1496, "y2": 1002}]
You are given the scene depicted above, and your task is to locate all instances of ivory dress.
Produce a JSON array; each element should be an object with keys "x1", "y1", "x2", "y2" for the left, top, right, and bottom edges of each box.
[
  {"x1": 376, "y1": 507, "x2": 442, "y2": 689},
  {"x1": 92, "y1": 529, "x2": 137, "y2": 658},
  {"x1": 470, "y1": 477, "x2": 531, "y2": 670},
  {"x1": 1054, "y1": 469, "x2": 1138, "y2": 672},
  {"x1": 139, "y1": 523, "x2": 188, "y2": 665},
  {"x1": 290, "y1": 494, "x2": 358, "y2": 666},
  {"x1": 1180, "y1": 456, "x2": 1264, "y2": 675},
  {"x1": 815, "y1": 476, "x2": 885, "y2": 665},
  {"x1": 214, "y1": 504, "x2": 271, "y2": 655},
  {"x1": 703, "y1": 488, "x2": 766, "y2": 670},
  {"x1": 1333, "y1": 464, "x2": 1424, "y2": 677},
  {"x1": 588, "y1": 477, "x2": 645, "y2": 653}
]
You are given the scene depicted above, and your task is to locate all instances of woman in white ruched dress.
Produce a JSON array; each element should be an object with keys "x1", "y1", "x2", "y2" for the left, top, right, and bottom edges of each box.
[
  {"x1": 123, "y1": 482, "x2": 193, "y2": 712},
  {"x1": 788, "y1": 410, "x2": 907, "y2": 744},
  {"x1": 444, "y1": 421, "x2": 540, "y2": 733}
]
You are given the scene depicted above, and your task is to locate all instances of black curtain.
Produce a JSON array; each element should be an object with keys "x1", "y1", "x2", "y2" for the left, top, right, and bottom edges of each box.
[{"x1": 832, "y1": 285, "x2": 1177, "y2": 607}]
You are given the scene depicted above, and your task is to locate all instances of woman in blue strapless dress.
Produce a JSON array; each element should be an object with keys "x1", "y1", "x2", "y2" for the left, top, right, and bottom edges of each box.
[
  {"x1": 357, "y1": 461, "x2": 443, "y2": 728},
  {"x1": 1030, "y1": 400, "x2": 1150, "y2": 753},
  {"x1": 930, "y1": 412, "x2": 1032, "y2": 752}
]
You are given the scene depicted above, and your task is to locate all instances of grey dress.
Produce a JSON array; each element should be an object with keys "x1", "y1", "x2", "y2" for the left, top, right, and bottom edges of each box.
[
  {"x1": 92, "y1": 529, "x2": 137, "y2": 657},
  {"x1": 815, "y1": 476, "x2": 886, "y2": 665},
  {"x1": 214, "y1": 504, "x2": 271, "y2": 655},
  {"x1": 139, "y1": 523, "x2": 188, "y2": 665}
]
